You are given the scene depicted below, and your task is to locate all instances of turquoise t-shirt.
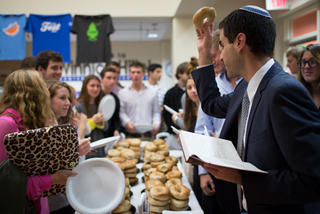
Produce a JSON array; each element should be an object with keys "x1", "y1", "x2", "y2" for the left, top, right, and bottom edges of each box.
[{"x1": 0, "y1": 14, "x2": 26, "y2": 60}]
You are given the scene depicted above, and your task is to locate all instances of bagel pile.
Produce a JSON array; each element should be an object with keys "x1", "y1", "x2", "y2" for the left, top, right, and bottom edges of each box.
[
  {"x1": 112, "y1": 177, "x2": 133, "y2": 214},
  {"x1": 106, "y1": 139, "x2": 142, "y2": 185},
  {"x1": 142, "y1": 139, "x2": 180, "y2": 182},
  {"x1": 145, "y1": 180, "x2": 170, "y2": 213},
  {"x1": 165, "y1": 180, "x2": 190, "y2": 211},
  {"x1": 144, "y1": 178, "x2": 191, "y2": 213}
]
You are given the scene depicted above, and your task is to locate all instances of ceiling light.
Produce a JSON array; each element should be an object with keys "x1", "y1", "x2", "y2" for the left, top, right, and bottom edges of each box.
[{"x1": 147, "y1": 33, "x2": 158, "y2": 38}]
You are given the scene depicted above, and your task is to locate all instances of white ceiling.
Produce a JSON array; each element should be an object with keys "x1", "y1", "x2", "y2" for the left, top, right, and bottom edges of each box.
[
  {"x1": 106, "y1": 0, "x2": 290, "y2": 42},
  {"x1": 107, "y1": 0, "x2": 275, "y2": 42}
]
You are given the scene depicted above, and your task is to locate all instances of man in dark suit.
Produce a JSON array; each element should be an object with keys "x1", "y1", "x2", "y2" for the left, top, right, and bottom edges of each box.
[{"x1": 192, "y1": 5, "x2": 320, "y2": 214}]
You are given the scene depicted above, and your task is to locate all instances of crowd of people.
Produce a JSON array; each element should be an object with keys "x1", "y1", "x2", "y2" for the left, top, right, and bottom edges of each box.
[{"x1": 1, "y1": 4, "x2": 320, "y2": 214}]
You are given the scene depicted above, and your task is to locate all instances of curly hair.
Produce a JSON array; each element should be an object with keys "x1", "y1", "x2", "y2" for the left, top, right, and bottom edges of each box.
[
  {"x1": 46, "y1": 80, "x2": 73, "y2": 125},
  {"x1": 0, "y1": 70, "x2": 53, "y2": 130},
  {"x1": 77, "y1": 74, "x2": 103, "y2": 117}
]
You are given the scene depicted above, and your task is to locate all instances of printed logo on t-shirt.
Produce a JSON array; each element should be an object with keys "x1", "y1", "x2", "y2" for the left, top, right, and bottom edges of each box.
[
  {"x1": 3, "y1": 21, "x2": 20, "y2": 36},
  {"x1": 40, "y1": 21, "x2": 61, "y2": 33},
  {"x1": 87, "y1": 20, "x2": 101, "y2": 42}
]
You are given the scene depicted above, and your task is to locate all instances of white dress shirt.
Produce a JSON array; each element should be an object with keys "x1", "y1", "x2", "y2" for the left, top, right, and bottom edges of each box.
[{"x1": 118, "y1": 84, "x2": 161, "y2": 133}]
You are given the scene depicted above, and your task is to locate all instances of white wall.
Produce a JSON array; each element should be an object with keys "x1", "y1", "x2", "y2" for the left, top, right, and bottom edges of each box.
[
  {"x1": 0, "y1": 0, "x2": 181, "y2": 17},
  {"x1": 171, "y1": 16, "x2": 198, "y2": 84}
]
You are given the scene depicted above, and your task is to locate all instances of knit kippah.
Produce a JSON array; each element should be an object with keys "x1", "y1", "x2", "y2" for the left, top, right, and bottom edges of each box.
[{"x1": 240, "y1": 5, "x2": 272, "y2": 19}]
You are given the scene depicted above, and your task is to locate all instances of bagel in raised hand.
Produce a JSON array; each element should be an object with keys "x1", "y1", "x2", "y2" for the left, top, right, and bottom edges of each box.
[{"x1": 193, "y1": 7, "x2": 217, "y2": 29}]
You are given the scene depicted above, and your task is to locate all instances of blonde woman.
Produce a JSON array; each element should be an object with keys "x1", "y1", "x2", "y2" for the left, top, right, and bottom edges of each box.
[{"x1": 0, "y1": 70, "x2": 77, "y2": 214}]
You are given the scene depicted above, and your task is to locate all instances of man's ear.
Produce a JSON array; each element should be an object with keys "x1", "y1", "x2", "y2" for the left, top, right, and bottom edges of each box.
[
  {"x1": 37, "y1": 66, "x2": 45, "y2": 77},
  {"x1": 235, "y1": 33, "x2": 246, "y2": 53}
]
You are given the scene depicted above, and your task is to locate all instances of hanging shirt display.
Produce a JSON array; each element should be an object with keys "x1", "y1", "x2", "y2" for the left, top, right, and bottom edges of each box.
[
  {"x1": 26, "y1": 14, "x2": 72, "y2": 63},
  {"x1": 71, "y1": 15, "x2": 114, "y2": 64},
  {"x1": 0, "y1": 14, "x2": 26, "y2": 60}
]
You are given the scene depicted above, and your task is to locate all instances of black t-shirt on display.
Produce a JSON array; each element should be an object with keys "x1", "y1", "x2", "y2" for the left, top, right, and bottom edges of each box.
[{"x1": 71, "y1": 15, "x2": 114, "y2": 63}]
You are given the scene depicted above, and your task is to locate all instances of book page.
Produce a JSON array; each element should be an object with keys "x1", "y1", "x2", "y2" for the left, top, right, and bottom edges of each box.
[
  {"x1": 180, "y1": 130, "x2": 241, "y2": 161},
  {"x1": 180, "y1": 131, "x2": 267, "y2": 174}
]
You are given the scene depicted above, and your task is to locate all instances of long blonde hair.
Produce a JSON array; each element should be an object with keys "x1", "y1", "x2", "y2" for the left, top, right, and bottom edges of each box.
[{"x1": 0, "y1": 70, "x2": 53, "y2": 130}]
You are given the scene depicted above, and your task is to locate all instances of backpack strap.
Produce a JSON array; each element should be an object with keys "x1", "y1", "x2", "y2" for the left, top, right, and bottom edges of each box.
[{"x1": 0, "y1": 113, "x2": 22, "y2": 131}]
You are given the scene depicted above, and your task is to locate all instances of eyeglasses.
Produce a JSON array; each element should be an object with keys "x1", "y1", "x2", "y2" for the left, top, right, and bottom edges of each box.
[{"x1": 297, "y1": 58, "x2": 319, "y2": 69}]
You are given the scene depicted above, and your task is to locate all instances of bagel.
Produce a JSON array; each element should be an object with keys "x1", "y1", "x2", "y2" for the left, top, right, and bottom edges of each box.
[
  {"x1": 108, "y1": 149, "x2": 121, "y2": 157},
  {"x1": 150, "y1": 153, "x2": 164, "y2": 162},
  {"x1": 150, "y1": 185, "x2": 171, "y2": 201},
  {"x1": 147, "y1": 197, "x2": 169, "y2": 206},
  {"x1": 129, "y1": 177, "x2": 138, "y2": 184},
  {"x1": 149, "y1": 171, "x2": 167, "y2": 183},
  {"x1": 145, "y1": 179, "x2": 164, "y2": 190},
  {"x1": 112, "y1": 199, "x2": 131, "y2": 213},
  {"x1": 153, "y1": 139, "x2": 165, "y2": 146},
  {"x1": 125, "y1": 159, "x2": 137, "y2": 169},
  {"x1": 150, "y1": 161, "x2": 165, "y2": 168},
  {"x1": 125, "y1": 177, "x2": 130, "y2": 187},
  {"x1": 158, "y1": 144, "x2": 170, "y2": 151},
  {"x1": 149, "y1": 204, "x2": 170, "y2": 213},
  {"x1": 124, "y1": 166, "x2": 138, "y2": 173},
  {"x1": 170, "y1": 197, "x2": 189, "y2": 208},
  {"x1": 129, "y1": 138, "x2": 141, "y2": 147},
  {"x1": 193, "y1": 7, "x2": 217, "y2": 29},
  {"x1": 109, "y1": 157, "x2": 127, "y2": 163},
  {"x1": 129, "y1": 146, "x2": 141, "y2": 151},
  {"x1": 125, "y1": 187, "x2": 130, "y2": 197},
  {"x1": 117, "y1": 141, "x2": 130, "y2": 148},
  {"x1": 165, "y1": 178, "x2": 183, "y2": 189},
  {"x1": 165, "y1": 156, "x2": 178, "y2": 166},
  {"x1": 121, "y1": 149, "x2": 135, "y2": 160},
  {"x1": 125, "y1": 172, "x2": 137, "y2": 178},
  {"x1": 170, "y1": 185, "x2": 190, "y2": 200},
  {"x1": 115, "y1": 162, "x2": 126, "y2": 171},
  {"x1": 156, "y1": 149, "x2": 169, "y2": 156},
  {"x1": 142, "y1": 163, "x2": 152, "y2": 170},
  {"x1": 146, "y1": 189, "x2": 169, "y2": 206},
  {"x1": 172, "y1": 166, "x2": 179, "y2": 171},
  {"x1": 156, "y1": 163, "x2": 173, "y2": 174},
  {"x1": 166, "y1": 170, "x2": 182, "y2": 179},
  {"x1": 145, "y1": 142, "x2": 158, "y2": 152},
  {"x1": 145, "y1": 167, "x2": 157, "y2": 176}
]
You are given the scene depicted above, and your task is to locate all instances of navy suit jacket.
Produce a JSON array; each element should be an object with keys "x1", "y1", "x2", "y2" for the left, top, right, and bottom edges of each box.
[{"x1": 192, "y1": 62, "x2": 320, "y2": 214}]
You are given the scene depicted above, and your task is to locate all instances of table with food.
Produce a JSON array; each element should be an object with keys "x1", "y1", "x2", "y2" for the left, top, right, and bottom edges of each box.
[{"x1": 70, "y1": 136, "x2": 203, "y2": 214}]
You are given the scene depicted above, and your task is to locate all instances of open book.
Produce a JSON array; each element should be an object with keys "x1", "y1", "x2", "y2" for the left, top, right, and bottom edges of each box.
[{"x1": 179, "y1": 130, "x2": 267, "y2": 174}]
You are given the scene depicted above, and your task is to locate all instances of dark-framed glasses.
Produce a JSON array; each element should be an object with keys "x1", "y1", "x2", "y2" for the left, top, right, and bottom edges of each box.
[{"x1": 297, "y1": 58, "x2": 319, "y2": 69}]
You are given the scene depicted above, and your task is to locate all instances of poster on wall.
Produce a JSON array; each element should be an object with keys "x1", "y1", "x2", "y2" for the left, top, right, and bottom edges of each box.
[
  {"x1": 26, "y1": 14, "x2": 72, "y2": 63},
  {"x1": 0, "y1": 14, "x2": 26, "y2": 60}
]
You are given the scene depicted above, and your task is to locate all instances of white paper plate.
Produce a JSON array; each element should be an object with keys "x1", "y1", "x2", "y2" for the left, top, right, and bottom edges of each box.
[
  {"x1": 66, "y1": 158, "x2": 126, "y2": 214},
  {"x1": 169, "y1": 150, "x2": 183, "y2": 158},
  {"x1": 90, "y1": 136, "x2": 120, "y2": 149},
  {"x1": 98, "y1": 95, "x2": 116, "y2": 121},
  {"x1": 134, "y1": 124, "x2": 154, "y2": 133},
  {"x1": 164, "y1": 105, "x2": 178, "y2": 115}
]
